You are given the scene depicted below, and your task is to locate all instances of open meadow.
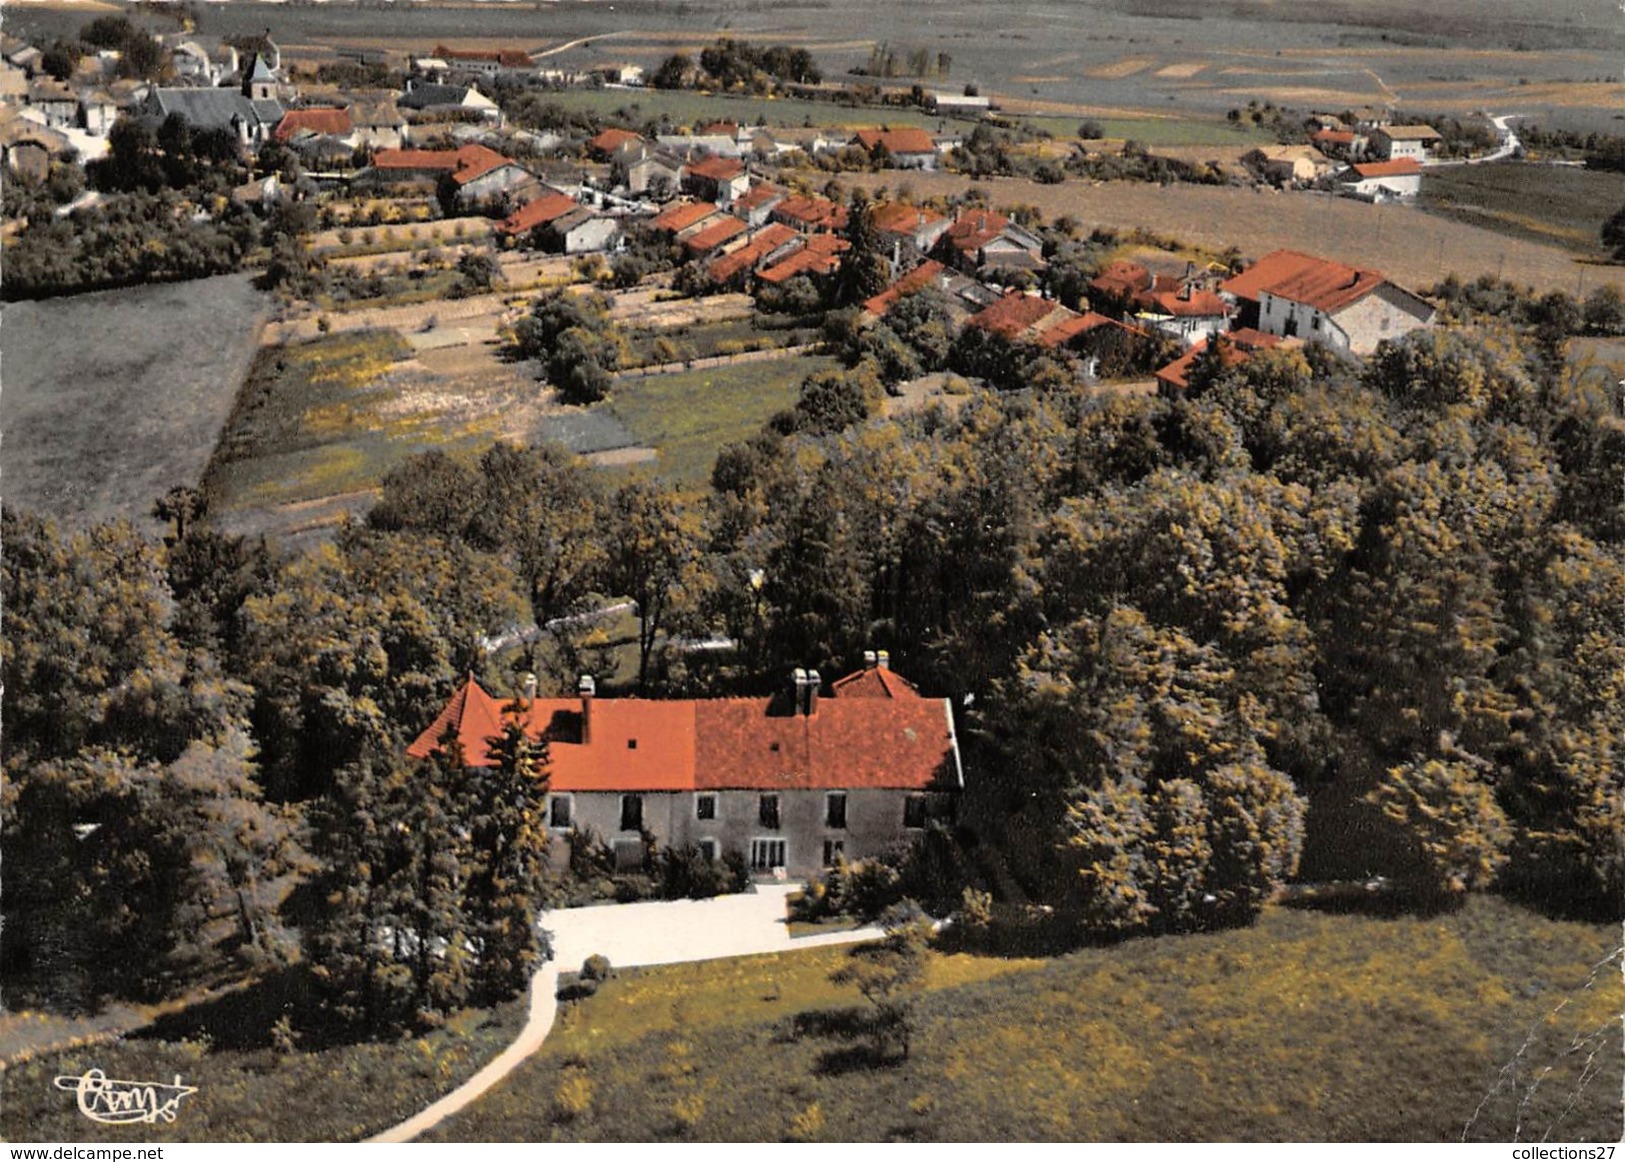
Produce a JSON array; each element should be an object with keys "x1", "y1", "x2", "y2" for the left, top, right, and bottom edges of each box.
[
  {"x1": 424, "y1": 897, "x2": 1622, "y2": 1143},
  {"x1": 2, "y1": 274, "x2": 271, "y2": 534}
]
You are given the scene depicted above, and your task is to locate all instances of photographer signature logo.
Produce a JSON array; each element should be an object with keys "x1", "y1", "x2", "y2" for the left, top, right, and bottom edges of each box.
[{"x1": 53, "y1": 1069, "x2": 198, "y2": 1125}]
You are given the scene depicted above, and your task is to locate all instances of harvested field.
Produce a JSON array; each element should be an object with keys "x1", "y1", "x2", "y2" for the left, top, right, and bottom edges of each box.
[
  {"x1": 2, "y1": 274, "x2": 270, "y2": 534},
  {"x1": 1089, "y1": 58, "x2": 1157, "y2": 80},
  {"x1": 844, "y1": 172, "x2": 1624, "y2": 295}
]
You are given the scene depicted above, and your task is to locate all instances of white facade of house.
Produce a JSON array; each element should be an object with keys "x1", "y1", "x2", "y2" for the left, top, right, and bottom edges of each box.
[{"x1": 1258, "y1": 283, "x2": 1433, "y2": 355}]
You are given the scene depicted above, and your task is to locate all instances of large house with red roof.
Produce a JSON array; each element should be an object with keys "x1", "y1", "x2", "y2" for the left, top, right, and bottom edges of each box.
[
  {"x1": 408, "y1": 654, "x2": 964, "y2": 876},
  {"x1": 1221, "y1": 249, "x2": 1434, "y2": 355},
  {"x1": 852, "y1": 127, "x2": 940, "y2": 170}
]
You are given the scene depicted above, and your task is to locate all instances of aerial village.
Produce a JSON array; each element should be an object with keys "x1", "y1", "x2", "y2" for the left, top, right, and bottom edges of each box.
[{"x1": 3, "y1": 5, "x2": 1623, "y2": 1146}]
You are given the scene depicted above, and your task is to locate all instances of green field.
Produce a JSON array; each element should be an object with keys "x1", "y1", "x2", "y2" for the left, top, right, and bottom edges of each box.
[
  {"x1": 427, "y1": 897, "x2": 1622, "y2": 1143},
  {"x1": 606, "y1": 353, "x2": 834, "y2": 483},
  {"x1": 1420, "y1": 163, "x2": 1625, "y2": 259},
  {"x1": 0, "y1": 973, "x2": 527, "y2": 1143}
]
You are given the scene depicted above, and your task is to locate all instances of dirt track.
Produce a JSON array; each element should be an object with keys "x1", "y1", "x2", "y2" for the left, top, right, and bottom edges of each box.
[{"x1": 847, "y1": 173, "x2": 1621, "y2": 295}]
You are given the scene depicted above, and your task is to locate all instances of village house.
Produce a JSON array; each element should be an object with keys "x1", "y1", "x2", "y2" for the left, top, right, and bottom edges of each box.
[
  {"x1": 25, "y1": 79, "x2": 78, "y2": 130},
  {"x1": 769, "y1": 193, "x2": 849, "y2": 235},
  {"x1": 683, "y1": 154, "x2": 750, "y2": 205},
  {"x1": 350, "y1": 99, "x2": 407, "y2": 151},
  {"x1": 1154, "y1": 327, "x2": 1285, "y2": 395},
  {"x1": 1367, "y1": 124, "x2": 1442, "y2": 162},
  {"x1": 938, "y1": 209, "x2": 1045, "y2": 277},
  {"x1": 1133, "y1": 282, "x2": 1232, "y2": 346},
  {"x1": 588, "y1": 127, "x2": 644, "y2": 160},
  {"x1": 273, "y1": 106, "x2": 355, "y2": 151},
  {"x1": 430, "y1": 45, "x2": 535, "y2": 80},
  {"x1": 496, "y1": 190, "x2": 580, "y2": 245},
  {"x1": 1244, "y1": 143, "x2": 1334, "y2": 186},
  {"x1": 398, "y1": 81, "x2": 502, "y2": 126},
  {"x1": 1309, "y1": 126, "x2": 1361, "y2": 161},
  {"x1": 650, "y1": 199, "x2": 730, "y2": 242},
  {"x1": 932, "y1": 91, "x2": 991, "y2": 117},
  {"x1": 864, "y1": 257, "x2": 999, "y2": 322},
  {"x1": 620, "y1": 148, "x2": 686, "y2": 198},
  {"x1": 732, "y1": 181, "x2": 788, "y2": 227},
  {"x1": 965, "y1": 290, "x2": 1081, "y2": 346},
  {"x1": 852, "y1": 126, "x2": 940, "y2": 170},
  {"x1": 362, "y1": 143, "x2": 534, "y2": 207},
  {"x1": 682, "y1": 212, "x2": 750, "y2": 258},
  {"x1": 871, "y1": 202, "x2": 951, "y2": 269},
  {"x1": 1337, "y1": 158, "x2": 1424, "y2": 200},
  {"x1": 78, "y1": 90, "x2": 121, "y2": 136},
  {"x1": 757, "y1": 232, "x2": 851, "y2": 286},
  {"x1": 1221, "y1": 248, "x2": 1435, "y2": 356},
  {"x1": 707, "y1": 222, "x2": 804, "y2": 286},
  {"x1": 549, "y1": 205, "x2": 622, "y2": 254},
  {"x1": 408, "y1": 655, "x2": 962, "y2": 877}
]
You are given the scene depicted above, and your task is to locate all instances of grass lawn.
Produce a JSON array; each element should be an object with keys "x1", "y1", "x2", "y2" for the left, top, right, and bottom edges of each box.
[
  {"x1": 425, "y1": 897, "x2": 1622, "y2": 1143},
  {"x1": 606, "y1": 353, "x2": 835, "y2": 483},
  {"x1": 200, "y1": 329, "x2": 508, "y2": 515},
  {"x1": 622, "y1": 316, "x2": 821, "y2": 368},
  {"x1": 0, "y1": 972, "x2": 528, "y2": 1143},
  {"x1": 1420, "y1": 163, "x2": 1625, "y2": 259}
]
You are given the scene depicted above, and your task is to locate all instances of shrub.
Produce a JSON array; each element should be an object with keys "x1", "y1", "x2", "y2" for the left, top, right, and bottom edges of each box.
[
  {"x1": 580, "y1": 954, "x2": 614, "y2": 983},
  {"x1": 552, "y1": 1068, "x2": 594, "y2": 1122},
  {"x1": 787, "y1": 1102, "x2": 825, "y2": 1141}
]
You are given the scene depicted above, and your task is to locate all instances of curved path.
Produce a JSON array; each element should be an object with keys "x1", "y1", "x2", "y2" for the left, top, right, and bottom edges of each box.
[{"x1": 367, "y1": 884, "x2": 882, "y2": 1143}]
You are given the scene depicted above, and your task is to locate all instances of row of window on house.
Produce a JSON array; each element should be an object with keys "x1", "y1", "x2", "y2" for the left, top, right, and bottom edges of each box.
[{"x1": 546, "y1": 790, "x2": 929, "y2": 834}]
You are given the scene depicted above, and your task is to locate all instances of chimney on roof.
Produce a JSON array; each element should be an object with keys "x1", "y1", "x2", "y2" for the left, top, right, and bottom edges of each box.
[
  {"x1": 864, "y1": 650, "x2": 878, "y2": 670},
  {"x1": 521, "y1": 671, "x2": 538, "y2": 708},
  {"x1": 804, "y1": 668, "x2": 821, "y2": 716},
  {"x1": 578, "y1": 674, "x2": 595, "y2": 743},
  {"x1": 876, "y1": 649, "x2": 890, "y2": 670}
]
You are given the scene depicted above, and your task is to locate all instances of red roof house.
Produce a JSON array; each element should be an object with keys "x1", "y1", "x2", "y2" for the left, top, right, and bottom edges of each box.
[
  {"x1": 409, "y1": 660, "x2": 963, "y2": 875},
  {"x1": 273, "y1": 107, "x2": 353, "y2": 143}
]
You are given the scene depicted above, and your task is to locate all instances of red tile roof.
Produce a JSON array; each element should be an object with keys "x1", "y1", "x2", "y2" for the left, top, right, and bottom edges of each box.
[
  {"x1": 371, "y1": 144, "x2": 515, "y2": 186},
  {"x1": 707, "y1": 222, "x2": 801, "y2": 282},
  {"x1": 1311, "y1": 128, "x2": 1356, "y2": 146},
  {"x1": 1139, "y1": 288, "x2": 1230, "y2": 318},
  {"x1": 589, "y1": 127, "x2": 643, "y2": 155},
  {"x1": 771, "y1": 195, "x2": 849, "y2": 232},
  {"x1": 967, "y1": 291, "x2": 1071, "y2": 339},
  {"x1": 698, "y1": 120, "x2": 740, "y2": 137},
  {"x1": 273, "y1": 107, "x2": 352, "y2": 142},
  {"x1": 682, "y1": 214, "x2": 748, "y2": 254},
  {"x1": 687, "y1": 155, "x2": 745, "y2": 181},
  {"x1": 829, "y1": 664, "x2": 922, "y2": 699},
  {"x1": 871, "y1": 202, "x2": 948, "y2": 237},
  {"x1": 1153, "y1": 329, "x2": 1283, "y2": 392},
  {"x1": 1088, "y1": 260, "x2": 1152, "y2": 299},
  {"x1": 757, "y1": 233, "x2": 850, "y2": 283},
  {"x1": 1348, "y1": 158, "x2": 1423, "y2": 178},
  {"x1": 408, "y1": 672, "x2": 958, "y2": 791},
  {"x1": 1034, "y1": 310, "x2": 1147, "y2": 348},
  {"x1": 863, "y1": 259, "x2": 947, "y2": 316},
  {"x1": 652, "y1": 200, "x2": 722, "y2": 234},
  {"x1": 1221, "y1": 249, "x2": 1389, "y2": 314},
  {"x1": 944, "y1": 209, "x2": 1010, "y2": 254},
  {"x1": 854, "y1": 127, "x2": 937, "y2": 155},
  {"x1": 498, "y1": 191, "x2": 578, "y2": 235},
  {"x1": 734, "y1": 182, "x2": 787, "y2": 212}
]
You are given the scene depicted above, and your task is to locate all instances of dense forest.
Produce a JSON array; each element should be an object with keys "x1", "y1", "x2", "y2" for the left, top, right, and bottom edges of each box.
[{"x1": 4, "y1": 311, "x2": 1622, "y2": 1029}]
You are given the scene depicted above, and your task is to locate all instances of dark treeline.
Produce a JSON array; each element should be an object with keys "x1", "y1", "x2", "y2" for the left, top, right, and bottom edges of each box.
[{"x1": 5, "y1": 315, "x2": 1622, "y2": 1027}]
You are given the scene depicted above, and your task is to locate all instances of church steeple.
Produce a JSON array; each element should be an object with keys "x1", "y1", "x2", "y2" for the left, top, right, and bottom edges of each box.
[{"x1": 243, "y1": 52, "x2": 277, "y2": 102}]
